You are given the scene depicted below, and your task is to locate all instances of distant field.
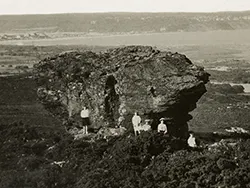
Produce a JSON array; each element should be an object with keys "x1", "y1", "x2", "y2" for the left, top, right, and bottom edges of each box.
[
  {"x1": 0, "y1": 45, "x2": 109, "y2": 76},
  {"x1": 1, "y1": 29, "x2": 250, "y2": 46},
  {"x1": 1, "y1": 29, "x2": 250, "y2": 63}
]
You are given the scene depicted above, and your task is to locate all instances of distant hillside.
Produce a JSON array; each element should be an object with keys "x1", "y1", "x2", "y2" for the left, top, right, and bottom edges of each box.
[{"x1": 1, "y1": 11, "x2": 250, "y2": 33}]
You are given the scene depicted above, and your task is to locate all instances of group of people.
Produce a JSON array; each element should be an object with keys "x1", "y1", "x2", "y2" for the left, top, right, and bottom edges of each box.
[
  {"x1": 132, "y1": 112, "x2": 151, "y2": 135},
  {"x1": 132, "y1": 112, "x2": 168, "y2": 135},
  {"x1": 80, "y1": 108, "x2": 197, "y2": 148},
  {"x1": 132, "y1": 112, "x2": 197, "y2": 147}
]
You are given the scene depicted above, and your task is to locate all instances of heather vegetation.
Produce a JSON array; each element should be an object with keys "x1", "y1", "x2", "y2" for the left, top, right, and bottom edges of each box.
[
  {"x1": 190, "y1": 82, "x2": 250, "y2": 132},
  {"x1": 210, "y1": 69, "x2": 250, "y2": 84},
  {"x1": 1, "y1": 44, "x2": 250, "y2": 187},
  {"x1": 0, "y1": 121, "x2": 250, "y2": 188}
]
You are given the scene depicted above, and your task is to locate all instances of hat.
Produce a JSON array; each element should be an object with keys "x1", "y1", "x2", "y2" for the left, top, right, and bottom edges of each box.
[
  {"x1": 145, "y1": 119, "x2": 151, "y2": 122},
  {"x1": 160, "y1": 118, "x2": 165, "y2": 121}
]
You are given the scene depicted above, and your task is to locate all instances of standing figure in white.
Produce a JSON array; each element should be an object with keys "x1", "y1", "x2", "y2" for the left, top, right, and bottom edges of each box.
[
  {"x1": 132, "y1": 112, "x2": 141, "y2": 135},
  {"x1": 80, "y1": 106, "x2": 90, "y2": 134}
]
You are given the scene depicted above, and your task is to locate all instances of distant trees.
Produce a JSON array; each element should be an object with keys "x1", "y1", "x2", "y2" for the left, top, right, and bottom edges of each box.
[{"x1": 1, "y1": 12, "x2": 250, "y2": 33}]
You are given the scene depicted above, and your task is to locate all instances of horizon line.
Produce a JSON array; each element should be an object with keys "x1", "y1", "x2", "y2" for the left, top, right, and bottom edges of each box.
[{"x1": 0, "y1": 9, "x2": 250, "y2": 16}]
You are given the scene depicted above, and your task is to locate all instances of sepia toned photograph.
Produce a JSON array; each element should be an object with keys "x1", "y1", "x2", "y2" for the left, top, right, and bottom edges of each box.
[{"x1": 0, "y1": 0, "x2": 250, "y2": 187}]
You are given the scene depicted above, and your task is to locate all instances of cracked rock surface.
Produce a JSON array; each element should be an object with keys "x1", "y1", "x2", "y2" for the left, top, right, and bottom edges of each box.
[{"x1": 34, "y1": 46, "x2": 209, "y2": 138}]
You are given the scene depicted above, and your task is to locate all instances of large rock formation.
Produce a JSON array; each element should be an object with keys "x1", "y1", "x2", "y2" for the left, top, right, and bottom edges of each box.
[{"x1": 34, "y1": 46, "x2": 209, "y2": 138}]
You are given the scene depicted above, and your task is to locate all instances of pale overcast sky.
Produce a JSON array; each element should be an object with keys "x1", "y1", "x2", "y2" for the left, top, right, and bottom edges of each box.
[{"x1": 0, "y1": 0, "x2": 250, "y2": 15}]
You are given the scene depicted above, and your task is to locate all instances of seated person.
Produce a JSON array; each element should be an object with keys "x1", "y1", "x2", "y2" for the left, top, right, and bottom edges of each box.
[
  {"x1": 187, "y1": 132, "x2": 197, "y2": 148},
  {"x1": 142, "y1": 119, "x2": 152, "y2": 132},
  {"x1": 157, "y1": 118, "x2": 167, "y2": 134}
]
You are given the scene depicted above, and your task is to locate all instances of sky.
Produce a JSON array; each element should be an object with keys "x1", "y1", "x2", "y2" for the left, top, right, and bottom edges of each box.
[{"x1": 0, "y1": 0, "x2": 250, "y2": 15}]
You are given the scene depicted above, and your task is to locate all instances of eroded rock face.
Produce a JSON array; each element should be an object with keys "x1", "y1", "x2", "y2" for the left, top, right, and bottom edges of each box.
[{"x1": 34, "y1": 46, "x2": 209, "y2": 138}]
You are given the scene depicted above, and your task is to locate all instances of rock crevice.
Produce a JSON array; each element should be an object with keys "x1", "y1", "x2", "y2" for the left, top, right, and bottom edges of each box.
[{"x1": 34, "y1": 46, "x2": 209, "y2": 138}]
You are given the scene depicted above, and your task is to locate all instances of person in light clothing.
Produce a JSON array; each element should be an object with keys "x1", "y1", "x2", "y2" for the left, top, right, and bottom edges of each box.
[
  {"x1": 187, "y1": 132, "x2": 197, "y2": 148},
  {"x1": 80, "y1": 107, "x2": 90, "y2": 134},
  {"x1": 132, "y1": 112, "x2": 141, "y2": 135},
  {"x1": 142, "y1": 119, "x2": 152, "y2": 132},
  {"x1": 157, "y1": 118, "x2": 167, "y2": 134}
]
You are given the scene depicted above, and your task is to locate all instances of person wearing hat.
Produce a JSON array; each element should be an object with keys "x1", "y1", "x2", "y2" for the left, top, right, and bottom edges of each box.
[
  {"x1": 142, "y1": 119, "x2": 152, "y2": 132},
  {"x1": 157, "y1": 118, "x2": 168, "y2": 134}
]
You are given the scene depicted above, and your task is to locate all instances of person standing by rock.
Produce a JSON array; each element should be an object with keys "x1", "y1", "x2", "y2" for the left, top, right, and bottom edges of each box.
[
  {"x1": 80, "y1": 106, "x2": 90, "y2": 134},
  {"x1": 132, "y1": 112, "x2": 141, "y2": 135},
  {"x1": 187, "y1": 132, "x2": 197, "y2": 148},
  {"x1": 157, "y1": 118, "x2": 168, "y2": 134}
]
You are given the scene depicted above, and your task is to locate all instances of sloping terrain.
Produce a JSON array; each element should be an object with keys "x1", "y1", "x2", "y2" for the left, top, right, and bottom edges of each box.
[
  {"x1": 0, "y1": 45, "x2": 250, "y2": 187},
  {"x1": 0, "y1": 122, "x2": 250, "y2": 188},
  {"x1": 0, "y1": 75, "x2": 61, "y2": 126},
  {"x1": 190, "y1": 82, "x2": 250, "y2": 133},
  {"x1": 1, "y1": 11, "x2": 250, "y2": 33}
]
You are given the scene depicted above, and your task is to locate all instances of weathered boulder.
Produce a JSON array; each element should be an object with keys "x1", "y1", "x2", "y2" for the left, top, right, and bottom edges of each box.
[{"x1": 34, "y1": 46, "x2": 209, "y2": 138}]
